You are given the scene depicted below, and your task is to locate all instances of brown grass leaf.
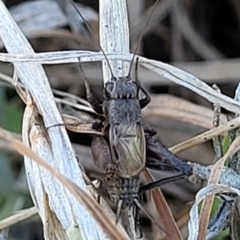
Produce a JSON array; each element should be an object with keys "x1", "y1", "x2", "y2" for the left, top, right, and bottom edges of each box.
[
  {"x1": 0, "y1": 207, "x2": 37, "y2": 230},
  {"x1": 143, "y1": 169, "x2": 183, "y2": 240},
  {"x1": 170, "y1": 115, "x2": 240, "y2": 154},
  {"x1": 144, "y1": 95, "x2": 226, "y2": 129},
  {"x1": 0, "y1": 126, "x2": 129, "y2": 240}
]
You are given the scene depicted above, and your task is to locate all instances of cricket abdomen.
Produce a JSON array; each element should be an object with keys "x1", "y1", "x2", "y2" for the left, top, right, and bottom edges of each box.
[{"x1": 104, "y1": 175, "x2": 140, "y2": 208}]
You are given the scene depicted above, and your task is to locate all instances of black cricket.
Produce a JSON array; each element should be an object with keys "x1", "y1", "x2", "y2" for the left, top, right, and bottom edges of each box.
[
  {"x1": 83, "y1": 61, "x2": 192, "y2": 227},
  {"x1": 68, "y1": 0, "x2": 193, "y2": 235}
]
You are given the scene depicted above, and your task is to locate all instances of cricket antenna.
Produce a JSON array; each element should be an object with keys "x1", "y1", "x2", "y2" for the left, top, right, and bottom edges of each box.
[
  {"x1": 68, "y1": 0, "x2": 115, "y2": 79},
  {"x1": 127, "y1": 0, "x2": 159, "y2": 78}
]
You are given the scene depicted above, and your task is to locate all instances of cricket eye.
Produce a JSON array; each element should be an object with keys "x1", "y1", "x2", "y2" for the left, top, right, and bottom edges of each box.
[{"x1": 105, "y1": 82, "x2": 114, "y2": 97}]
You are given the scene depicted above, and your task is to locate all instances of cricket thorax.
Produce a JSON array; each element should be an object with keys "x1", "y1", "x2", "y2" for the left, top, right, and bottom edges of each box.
[
  {"x1": 103, "y1": 99, "x2": 141, "y2": 124},
  {"x1": 103, "y1": 175, "x2": 140, "y2": 208},
  {"x1": 103, "y1": 78, "x2": 141, "y2": 124}
]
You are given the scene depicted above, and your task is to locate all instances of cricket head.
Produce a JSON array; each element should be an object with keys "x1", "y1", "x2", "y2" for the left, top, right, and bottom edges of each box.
[{"x1": 104, "y1": 77, "x2": 139, "y2": 100}]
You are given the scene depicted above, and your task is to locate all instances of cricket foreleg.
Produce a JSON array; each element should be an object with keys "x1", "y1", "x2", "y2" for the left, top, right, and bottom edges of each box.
[
  {"x1": 138, "y1": 87, "x2": 151, "y2": 109},
  {"x1": 84, "y1": 76, "x2": 103, "y2": 114},
  {"x1": 135, "y1": 57, "x2": 151, "y2": 109}
]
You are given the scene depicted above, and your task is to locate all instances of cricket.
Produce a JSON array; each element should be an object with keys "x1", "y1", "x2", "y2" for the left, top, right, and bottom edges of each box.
[
  {"x1": 67, "y1": 0, "x2": 193, "y2": 237},
  {"x1": 1, "y1": 0, "x2": 239, "y2": 239}
]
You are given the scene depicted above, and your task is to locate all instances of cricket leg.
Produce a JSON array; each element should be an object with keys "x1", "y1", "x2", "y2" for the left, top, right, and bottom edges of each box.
[
  {"x1": 78, "y1": 59, "x2": 103, "y2": 114},
  {"x1": 138, "y1": 86, "x2": 151, "y2": 109},
  {"x1": 139, "y1": 173, "x2": 186, "y2": 192},
  {"x1": 84, "y1": 76, "x2": 103, "y2": 114},
  {"x1": 91, "y1": 136, "x2": 115, "y2": 173},
  {"x1": 91, "y1": 136, "x2": 115, "y2": 205},
  {"x1": 145, "y1": 133, "x2": 193, "y2": 176},
  {"x1": 135, "y1": 57, "x2": 151, "y2": 109},
  {"x1": 143, "y1": 125, "x2": 157, "y2": 136}
]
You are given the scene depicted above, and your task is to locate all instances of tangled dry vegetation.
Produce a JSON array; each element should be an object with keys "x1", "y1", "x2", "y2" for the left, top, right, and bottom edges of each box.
[{"x1": 1, "y1": 0, "x2": 240, "y2": 240}]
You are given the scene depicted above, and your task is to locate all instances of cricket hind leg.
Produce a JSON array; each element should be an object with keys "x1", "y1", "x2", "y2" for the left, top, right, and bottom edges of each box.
[
  {"x1": 135, "y1": 57, "x2": 151, "y2": 109},
  {"x1": 139, "y1": 173, "x2": 186, "y2": 193},
  {"x1": 91, "y1": 136, "x2": 116, "y2": 208},
  {"x1": 145, "y1": 132, "x2": 193, "y2": 176},
  {"x1": 144, "y1": 126, "x2": 185, "y2": 172}
]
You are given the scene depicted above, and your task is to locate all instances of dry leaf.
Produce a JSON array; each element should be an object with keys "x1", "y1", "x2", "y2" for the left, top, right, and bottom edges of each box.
[{"x1": 143, "y1": 169, "x2": 183, "y2": 240}]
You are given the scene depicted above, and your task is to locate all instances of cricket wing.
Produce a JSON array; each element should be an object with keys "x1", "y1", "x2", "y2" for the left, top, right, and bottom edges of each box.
[
  {"x1": 109, "y1": 123, "x2": 146, "y2": 178},
  {"x1": 91, "y1": 136, "x2": 114, "y2": 173}
]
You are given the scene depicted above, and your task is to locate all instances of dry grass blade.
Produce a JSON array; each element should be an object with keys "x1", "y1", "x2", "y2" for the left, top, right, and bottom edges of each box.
[
  {"x1": 0, "y1": 51, "x2": 240, "y2": 114},
  {"x1": 230, "y1": 196, "x2": 240, "y2": 240},
  {"x1": 99, "y1": 0, "x2": 130, "y2": 82},
  {"x1": 0, "y1": 70, "x2": 93, "y2": 113},
  {"x1": 143, "y1": 95, "x2": 227, "y2": 129},
  {"x1": 0, "y1": 207, "x2": 37, "y2": 230},
  {"x1": 170, "y1": 115, "x2": 240, "y2": 154},
  {"x1": 188, "y1": 184, "x2": 240, "y2": 240},
  {"x1": 0, "y1": 1, "x2": 100, "y2": 237},
  {"x1": 140, "y1": 58, "x2": 240, "y2": 114},
  {"x1": 197, "y1": 135, "x2": 240, "y2": 240},
  {"x1": 143, "y1": 169, "x2": 183, "y2": 240},
  {"x1": 0, "y1": 127, "x2": 129, "y2": 240},
  {"x1": 55, "y1": 97, "x2": 94, "y2": 113},
  {"x1": 53, "y1": 89, "x2": 91, "y2": 107},
  {"x1": 61, "y1": 114, "x2": 102, "y2": 135},
  {"x1": 175, "y1": 207, "x2": 191, "y2": 234}
]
